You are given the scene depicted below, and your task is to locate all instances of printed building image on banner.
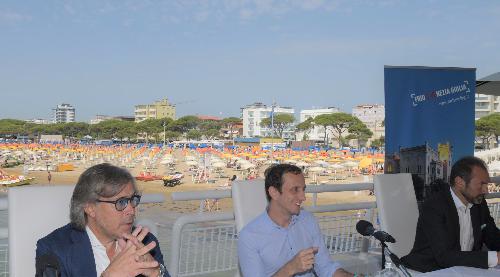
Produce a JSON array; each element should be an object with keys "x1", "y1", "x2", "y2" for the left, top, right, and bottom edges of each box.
[{"x1": 384, "y1": 66, "x2": 475, "y2": 200}]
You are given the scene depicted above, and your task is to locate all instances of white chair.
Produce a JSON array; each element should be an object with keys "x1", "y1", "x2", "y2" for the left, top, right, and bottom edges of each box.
[
  {"x1": 9, "y1": 185, "x2": 74, "y2": 277},
  {"x1": 8, "y1": 185, "x2": 162, "y2": 277},
  {"x1": 374, "y1": 173, "x2": 419, "y2": 259},
  {"x1": 232, "y1": 179, "x2": 267, "y2": 277},
  {"x1": 232, "y1": 179, "x2": 267, "y2": 233}
]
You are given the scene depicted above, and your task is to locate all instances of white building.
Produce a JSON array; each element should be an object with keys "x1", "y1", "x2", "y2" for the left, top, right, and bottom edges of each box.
[
  {"x1": 352, "y1": 104, "x2": 385, "y2": 139},
  {"x1": 475, "y1": 94, "x2": 500, "y2": 120},
  {"x1": 241, "y1": 102, "x2": 295, "y2": 139},
  {"x1": 296, "y1": 107, "x2": 340, "y2": 142},
  {"x1": 53, "y1": 103, "x2": 75, "y2": 123},
  {"x1": 25, "y1": 118, "x2": 51, "y2": 124}
]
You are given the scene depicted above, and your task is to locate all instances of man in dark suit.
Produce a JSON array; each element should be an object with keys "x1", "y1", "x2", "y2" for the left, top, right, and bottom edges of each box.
[
  {"x1": 36, "y1": 163, "x2": 170, "y2": 277},
  {"x1": 402, "y1": 156, "x2": 500, "y2": 272}
]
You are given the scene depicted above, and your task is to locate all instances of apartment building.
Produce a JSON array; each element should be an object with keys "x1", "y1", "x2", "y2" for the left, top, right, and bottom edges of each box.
[
  {"x1": 241, "y1": 102, "x2": 295, "y2": 139},
  {"x1": 53, "y1": 103, "x2": 75, "y2": 123},
  {"x1": 134, "y1": 98, "x2": 176, "y2": 122}
]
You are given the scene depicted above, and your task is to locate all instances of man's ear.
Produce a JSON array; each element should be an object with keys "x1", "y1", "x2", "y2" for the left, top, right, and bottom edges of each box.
[
  {"x1": 454, "y1": 176, "x2": 465, "y2": 189},
  {"x1": 84, "y1": 202, "x2": 96, "y2": 218},
  {"x1": 268, "y1": 186, "x2": 280, "y2": 200}
]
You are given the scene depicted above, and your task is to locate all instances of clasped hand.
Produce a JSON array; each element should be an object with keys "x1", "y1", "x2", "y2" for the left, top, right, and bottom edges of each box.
[{"x1": 102, "y1": 226, "x2": 160, "y2": 277}]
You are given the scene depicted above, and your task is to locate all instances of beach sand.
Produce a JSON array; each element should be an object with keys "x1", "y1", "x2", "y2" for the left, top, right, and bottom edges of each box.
[{"x1": 2, "y1": 149, "x2": 375, "y2": 215}]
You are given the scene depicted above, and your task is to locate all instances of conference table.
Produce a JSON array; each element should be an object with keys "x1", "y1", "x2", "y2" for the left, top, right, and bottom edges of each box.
[{"x1": 416, "y1": 266, "x2": 500, "y2": 277}]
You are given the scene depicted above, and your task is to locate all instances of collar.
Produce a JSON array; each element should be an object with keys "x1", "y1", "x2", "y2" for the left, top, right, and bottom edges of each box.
[
  {"x1": 86, "y1": 225, "x2": 106, "y2": 248},
  {"x1": 265, "y1": 207, "x2": 299, "y2": 229},
  {"x1": 450, "y1": 187, "x2": 473, "y2": 211}
]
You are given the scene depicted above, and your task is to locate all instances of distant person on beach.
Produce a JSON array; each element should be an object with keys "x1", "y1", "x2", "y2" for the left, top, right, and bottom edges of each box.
[
  {"x1": 47, "y1": 171, "x2": 52, "y2": 184},
  {"x1": 238, "y1": 164, "x2": 354, "y2": 277},
  {"x1": 36, "y1": 163, "x2": 170, "y2": 277}
]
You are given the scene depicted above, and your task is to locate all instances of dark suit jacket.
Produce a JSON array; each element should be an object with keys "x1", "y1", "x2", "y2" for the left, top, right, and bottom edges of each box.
[
  {"x1": 402, "y1": 189, "x2": 500, "y2": 272},
  {"x1": 36, "y1": 223, "x2": 171, "y2": 277}
]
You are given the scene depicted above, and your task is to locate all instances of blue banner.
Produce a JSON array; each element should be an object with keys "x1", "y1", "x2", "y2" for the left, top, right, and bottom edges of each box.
[{"x1": 384, "y1": 66, "x2": 475, "y2": 196}]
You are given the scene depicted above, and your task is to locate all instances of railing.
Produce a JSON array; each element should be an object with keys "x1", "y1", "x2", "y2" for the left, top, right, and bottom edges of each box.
[{"x1": 169, "y1": 182, "x2": 378, "y2": 277}]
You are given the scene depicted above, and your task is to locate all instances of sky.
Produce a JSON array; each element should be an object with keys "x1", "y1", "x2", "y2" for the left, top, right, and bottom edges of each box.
[{"x1": 1, "y1": 0, "x2": 500, "y2": 122}]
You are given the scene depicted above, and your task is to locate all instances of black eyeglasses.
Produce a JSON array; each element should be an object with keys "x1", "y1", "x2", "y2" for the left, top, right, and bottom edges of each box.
[{"x1": 96, "y1": 194, "x2": 141, "y2": 211}]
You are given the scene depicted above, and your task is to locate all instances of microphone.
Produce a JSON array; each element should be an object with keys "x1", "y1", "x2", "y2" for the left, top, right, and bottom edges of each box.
[
  {"x1": 36, "y1": 253, "x2": 61, "y2": 277},
  {"x1": 356, "y1": 220, "x2": 396, "y2": 243}
]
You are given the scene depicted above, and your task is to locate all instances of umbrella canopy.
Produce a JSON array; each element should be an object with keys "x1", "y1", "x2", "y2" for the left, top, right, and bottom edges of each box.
[
  {"x1": 185, "y1": 161, "x2": 198, "y2": 166},
  {"x1": 241, "y1": 163, "x2": 256, "y2": 170},
  {"x1": 309, "y1": 166, "x2": 324, "y2": 172},
  {"x1": 212, "y1": 162, "x2": 226, "y2": 168},
  {"x1": 343, "y1": 161, "x2": 359, "y2": 168},
  {"x1": 476, "y1": 72, "x2": 500, "y2": 97},
  {"x1": 296, "y1": 161, "x2": 310, "y2": 167},
  {"x1": 329, "y1": 163, "x2": 345, "y2": 170}
]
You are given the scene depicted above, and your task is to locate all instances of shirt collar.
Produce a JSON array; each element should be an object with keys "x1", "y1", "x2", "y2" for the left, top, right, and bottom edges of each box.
[
  {"x1": 86, "y1": 225, "x2": 106, "y2": 248},
  {"x1": 450, "y1": 187, "x2": 473, "y2": 211},
  {"x1": 264, "y1": 207, "x2": 300, "y2": 229}
]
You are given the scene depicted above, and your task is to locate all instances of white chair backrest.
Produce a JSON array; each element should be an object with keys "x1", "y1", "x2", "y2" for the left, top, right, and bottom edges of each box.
[
  {"x1": 374, "y1": 173, "x2": 419, "y2": 258},
  {"x1": 232, "y1": 179, "x2": 267, "y2": 232},
  {"x1": 9, "y1": 185, "x2": 74, "y2": 277}
]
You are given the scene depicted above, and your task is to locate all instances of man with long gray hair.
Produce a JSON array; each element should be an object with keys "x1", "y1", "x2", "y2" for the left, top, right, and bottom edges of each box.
[{"x1": 36, "y1": 163, "x2": 170, "y2": 276}]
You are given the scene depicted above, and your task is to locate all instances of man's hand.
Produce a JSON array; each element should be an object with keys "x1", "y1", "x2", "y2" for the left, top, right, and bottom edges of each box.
[
  {"x1": 102, "y1": 239, "x2": 159, "y2": 277},
  {"x1": 273, "y1": 247, "x2": 318, "y2": 276},
  {"x1": 333, "y1": 268, "x2": 355, "y2": 277},
  {"x1": 121, "y1": 226, "x2": 161, "y2": 277}
]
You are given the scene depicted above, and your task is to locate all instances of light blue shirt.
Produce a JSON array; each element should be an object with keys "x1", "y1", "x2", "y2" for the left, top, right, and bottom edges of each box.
[{"x1": 238, "y1": 209, "x2": 341, "y2": 277}]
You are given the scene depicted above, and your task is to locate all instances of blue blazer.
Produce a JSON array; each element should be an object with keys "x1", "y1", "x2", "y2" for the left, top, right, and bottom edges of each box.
[{"x1": 36, "y1": 223, "x2": 170, "y2": 277}]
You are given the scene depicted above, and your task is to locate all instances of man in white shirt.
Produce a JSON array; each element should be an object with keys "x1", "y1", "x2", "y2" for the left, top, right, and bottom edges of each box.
[
  {"x1": 36, "y1": 163, "x2": 169, "y2": 277},
  {"x1": 402, "y1": 156, "x2": 500, "y2": 272}
]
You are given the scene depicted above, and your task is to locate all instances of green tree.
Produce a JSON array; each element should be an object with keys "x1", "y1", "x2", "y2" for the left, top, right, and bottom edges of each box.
[
  {"x1": 260, "y1": 113, "x2": 295, "y2": 138},
  {"x1": 295, "y1": 117, "x2": 314, "y2": 141},
  {"x1": 221, "y1": 117, "x2": 242, "y2": 139},
  {"x1": 346, "y1": 120, "x2": 373, "y2": 148},
  {"x1": 475, "y1": 113, "x2": 500, "y2": 148},
  {"x1": 168, "y1": 116, "x2": 201, "y2": 134},
  {"x1": 371, "y1": 136, "x2": 385, "y2": 149},
  {"x1": 314, "y1": 114, "x2": 334, "y2": 145},
  {"x1": 186, "y1": 129, "x2": 202, "y2": 140}
]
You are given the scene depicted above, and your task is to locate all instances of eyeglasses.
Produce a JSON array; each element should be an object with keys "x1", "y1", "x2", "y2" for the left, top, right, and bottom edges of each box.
[{"x1": 96, "y1": 194, "x2": 141, "y2": 211}]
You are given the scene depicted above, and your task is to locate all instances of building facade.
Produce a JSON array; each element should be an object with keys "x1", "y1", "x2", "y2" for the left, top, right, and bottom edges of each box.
[
  {"x1": 296, "y1": 107, "x2": 340, "y2": 142},
  {"x1": 90, "y1": 115, "x2": 135, "y2": 124},
  {"x1": 241, "y1": 102, "x2": 295, "y2": 139},
  {"x1": 53, "y1": 103, "x2": 75, "y2": 123},
  {"x1": 134, "y1": 98, "x2": 176, "y2": 122},
  {"x1": 351, "y1": 104, "x2": 385, "y2": 139},
  {"x1": 475, "y1": 94, "x2": 500, "y2": 120}
]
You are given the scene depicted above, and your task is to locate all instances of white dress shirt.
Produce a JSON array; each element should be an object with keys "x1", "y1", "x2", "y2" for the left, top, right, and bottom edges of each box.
[
  {"x1": 86, "y1": 226, "x2": 117, "y2": 276},
  {"x1": 450, "y1": 188, "x2": 497, "y2": 267}
]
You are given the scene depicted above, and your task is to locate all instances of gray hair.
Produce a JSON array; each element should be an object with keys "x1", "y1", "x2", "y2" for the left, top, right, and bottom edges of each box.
[{"x1": 70, "y1": 163, "x2": 138, "y2": 230}]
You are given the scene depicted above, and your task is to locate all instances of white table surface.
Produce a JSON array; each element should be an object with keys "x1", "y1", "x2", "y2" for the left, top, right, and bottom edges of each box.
[{"x1": 417, "y1": 266, "x2": 500, "y2": 277}]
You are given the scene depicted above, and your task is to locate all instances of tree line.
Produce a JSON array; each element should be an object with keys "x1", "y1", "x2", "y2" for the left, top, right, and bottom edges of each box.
[{"x1": 0, "y1": 116, "x2": 241, "y2": 143}]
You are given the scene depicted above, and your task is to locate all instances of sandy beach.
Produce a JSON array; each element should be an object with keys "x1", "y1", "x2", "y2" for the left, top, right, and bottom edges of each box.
[{"x1": 2, "y1": 148, "x2": 375, "y2": 216}]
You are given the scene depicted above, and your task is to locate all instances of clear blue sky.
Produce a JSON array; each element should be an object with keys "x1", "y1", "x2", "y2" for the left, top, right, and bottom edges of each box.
[{"x1": 1, "y1": 0, "x2": 499, "y2": 122}]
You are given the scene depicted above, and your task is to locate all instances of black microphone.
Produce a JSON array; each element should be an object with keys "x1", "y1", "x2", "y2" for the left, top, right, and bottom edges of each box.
[
  {"x1": 356, "y1": 220, "x2": 396, "y2": 243},
  {"x1": 36, "y1": 254, "x2": 61, "y2": 277}
]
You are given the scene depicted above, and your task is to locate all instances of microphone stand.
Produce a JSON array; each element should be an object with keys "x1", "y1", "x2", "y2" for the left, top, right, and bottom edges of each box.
[{"x1": 380, "y1": 242, "x2": 412, "y2": 277}]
